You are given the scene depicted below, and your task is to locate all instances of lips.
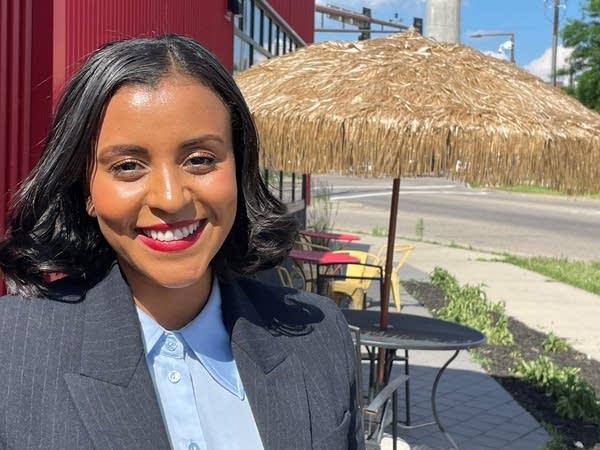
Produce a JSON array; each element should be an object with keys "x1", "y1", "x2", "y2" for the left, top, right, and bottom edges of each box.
[{"x1": 137, "y1": 220, "x2": 206, "y2": 252}]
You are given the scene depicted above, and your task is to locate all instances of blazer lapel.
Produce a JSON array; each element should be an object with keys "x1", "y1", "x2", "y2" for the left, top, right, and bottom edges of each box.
[
  {"x1": 64, "y1": 264, "x2": 170, "y2": 449},
  {"x1": 221, "y1": 280, "x2": 312, "y2": 450}
]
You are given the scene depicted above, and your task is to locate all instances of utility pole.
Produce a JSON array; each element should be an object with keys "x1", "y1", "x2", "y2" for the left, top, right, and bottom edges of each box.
[
  {"x1": 551, "y1": 0, "x2": 560, "y2": 86},
  {"x1": 358, "y1": 7, "x2": 372, "y2": 40}
]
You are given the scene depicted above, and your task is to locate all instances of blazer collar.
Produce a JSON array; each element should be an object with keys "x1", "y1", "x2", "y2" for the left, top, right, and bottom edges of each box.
[
  {"x1": 64, "y1": 263, "x2": 171, "y2": 448},
  {"x1": 219, "y1": 278, "x2": 312, "y2": 450},
  {"x1": 78, "y1": 262, "x2": 144, "y2": 385},
  {"x1": 74, "y1": 264, "x2": 295, "y2": 383},
  {"x1": 220, "y1": 277, "x2": 289, "y2": 373}
]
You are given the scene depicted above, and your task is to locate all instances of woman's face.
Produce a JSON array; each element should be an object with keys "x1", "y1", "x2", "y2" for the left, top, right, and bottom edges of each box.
[{"x1": 88, "y1": 74, "x2": 237, "y2": 292}]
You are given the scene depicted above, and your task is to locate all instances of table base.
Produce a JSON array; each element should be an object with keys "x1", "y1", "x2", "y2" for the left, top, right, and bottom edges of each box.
[{"x1": 395, "y1": 350, "x2": 460, "y2": 450}]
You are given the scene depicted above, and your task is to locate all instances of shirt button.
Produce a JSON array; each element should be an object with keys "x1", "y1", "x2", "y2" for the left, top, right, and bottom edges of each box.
[
  {"x1": 165, "y1": 335, "x2": 178, "y2": 351},
  {"x1": 188, "y1": 443, "x2": 200, "y2": 450},
  {"x1": 168, "y1": 370, "x2": 181, "y2": 383}
]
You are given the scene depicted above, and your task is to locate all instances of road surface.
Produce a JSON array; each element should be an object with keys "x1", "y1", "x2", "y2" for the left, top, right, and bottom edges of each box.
[{"x1": 311, "y1": 175, "x2": 600, "y2": 260}]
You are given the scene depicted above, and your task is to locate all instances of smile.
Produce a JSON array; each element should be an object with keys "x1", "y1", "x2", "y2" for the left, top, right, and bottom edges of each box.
[
  {"x1": 141, "y1": 222, "x2": 201, "y2": 242},
  {"x1": 137, "y1": 220, "x2": 206, "y2": 252}
]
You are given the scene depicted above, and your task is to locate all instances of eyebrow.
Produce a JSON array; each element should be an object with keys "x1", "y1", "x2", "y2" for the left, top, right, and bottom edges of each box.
[
  {"x1": 97, "y1": 135, "x2": 228, "y2": 161},
  {"x1": 180, "y1": 135, "x2": 227, "y2": 149},
  {"x1": 96, "y1": 145, "x2": 148, "y2": 162}
]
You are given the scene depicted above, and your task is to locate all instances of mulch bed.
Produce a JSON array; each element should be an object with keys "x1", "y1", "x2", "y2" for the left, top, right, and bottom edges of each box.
[{"x1": 404, "y1": 280, "x2": 600, "y2": 450}]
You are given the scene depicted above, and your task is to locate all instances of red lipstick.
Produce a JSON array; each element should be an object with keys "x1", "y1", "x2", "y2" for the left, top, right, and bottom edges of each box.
[{"x1": 137, "y1": 220, "x2": 205, "y2": 252}]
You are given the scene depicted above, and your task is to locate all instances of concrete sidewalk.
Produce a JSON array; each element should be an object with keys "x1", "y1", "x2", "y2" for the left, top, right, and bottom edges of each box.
[{"x1": 334, "y1": 231, "x2": 599, "y2": 449}]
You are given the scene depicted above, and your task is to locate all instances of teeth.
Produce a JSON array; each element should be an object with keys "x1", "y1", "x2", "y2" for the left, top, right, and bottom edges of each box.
[{"x1": 142, "y1": 221, "x2": 201, "y2": 242}]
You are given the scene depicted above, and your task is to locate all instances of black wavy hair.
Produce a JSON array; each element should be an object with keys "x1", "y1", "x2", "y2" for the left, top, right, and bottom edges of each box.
[{"x1": 0, "y1": 34, "x2": 298, "y2": 297}]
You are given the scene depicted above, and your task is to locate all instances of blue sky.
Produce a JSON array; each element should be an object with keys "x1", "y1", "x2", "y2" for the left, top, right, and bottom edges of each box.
[{"x1": 314, "y1": 0, "x2": 582, "y2": 81}]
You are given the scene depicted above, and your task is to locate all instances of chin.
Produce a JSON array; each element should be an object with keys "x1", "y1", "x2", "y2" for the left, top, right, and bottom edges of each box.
[{"x1": 152, "y1": 268, "x2": 210, "y2": 290}]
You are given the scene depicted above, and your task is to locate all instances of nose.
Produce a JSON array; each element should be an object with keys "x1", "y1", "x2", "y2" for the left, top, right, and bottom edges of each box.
[{"x1": 145, "y1": 165, "x2": 190, "y2": 214}]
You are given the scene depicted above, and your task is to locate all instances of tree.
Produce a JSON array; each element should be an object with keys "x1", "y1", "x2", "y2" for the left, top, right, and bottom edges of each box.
[{"x1": 561, "y1": 0, "x2": 600, "y2": 111}]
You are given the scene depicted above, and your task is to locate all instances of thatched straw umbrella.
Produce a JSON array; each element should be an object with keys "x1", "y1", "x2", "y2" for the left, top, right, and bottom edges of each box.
[{"x1": 235, "y1": 30, "x2": 600, "y2": 328}]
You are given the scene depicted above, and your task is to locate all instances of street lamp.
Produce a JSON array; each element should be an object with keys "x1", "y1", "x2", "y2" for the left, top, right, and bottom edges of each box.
[{"x1": 471, "y1": 32, "x2": 515, "y2": 63}]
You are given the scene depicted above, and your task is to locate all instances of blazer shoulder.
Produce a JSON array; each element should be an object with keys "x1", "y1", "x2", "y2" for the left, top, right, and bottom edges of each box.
[
  {"x1": 233, "y1": 277, "x2": 351, "y2": 349},
  {"x1": 236, "y1": 276, "x2": 338, "y2": 307},
  {"x1": 235, "y1": 276, "x2": 345, "y2": 320},
  {"x1": 0, "y1": 289, "x2": 86, "y2": 344},
  {"x1": 0, "y1": 294, "x2": 43, "y2": 324}
]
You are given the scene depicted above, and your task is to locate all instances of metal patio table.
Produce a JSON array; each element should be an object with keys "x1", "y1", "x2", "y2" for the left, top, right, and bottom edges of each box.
[{"x1": 342, "y1": 309, "x2": 486, "y2": 450}]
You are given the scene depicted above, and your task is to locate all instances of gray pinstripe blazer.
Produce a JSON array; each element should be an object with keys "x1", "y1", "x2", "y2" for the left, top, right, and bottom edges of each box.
[{"x1": 0, "y1": 264, "x2": 363, "y2": 450}]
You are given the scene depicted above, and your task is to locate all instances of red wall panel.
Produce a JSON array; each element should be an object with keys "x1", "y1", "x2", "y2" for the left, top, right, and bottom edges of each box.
[
  {"x1": 269, "y1": 0, "x2": 314, "y2": 44},
  {"x1": 53, "y1": 0, "x2": 234, "y2": 100},
  {"x1": 1, "y1": 0, "x2": 54, "y2": 235}
]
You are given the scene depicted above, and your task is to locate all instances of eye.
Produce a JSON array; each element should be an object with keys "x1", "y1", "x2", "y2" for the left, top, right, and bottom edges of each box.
[
  {"x1": 184, "y1": 153, "x2": 216, "y2": 173},
  {"x1": 109, "y1": 159, "x2": 146, "y2": 179}
]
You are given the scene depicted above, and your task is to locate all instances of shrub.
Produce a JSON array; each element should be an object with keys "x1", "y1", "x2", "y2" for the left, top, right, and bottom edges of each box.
[{"x1": 430, "y1": 267, "x2": 513, "y2": 345}]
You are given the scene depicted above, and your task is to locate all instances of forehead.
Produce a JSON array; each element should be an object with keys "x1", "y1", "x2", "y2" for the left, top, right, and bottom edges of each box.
[
  {"x1": 110, "y1": 74, "x2": 228, "y2": 116},
  {"x1": 96, "y1": 74, "x2": 232, "y2": 145}
]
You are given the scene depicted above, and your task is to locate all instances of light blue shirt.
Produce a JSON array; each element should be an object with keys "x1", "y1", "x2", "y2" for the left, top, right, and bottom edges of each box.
[{"x1": 136, "y1": 279, "x2": 264, "y2": 450}]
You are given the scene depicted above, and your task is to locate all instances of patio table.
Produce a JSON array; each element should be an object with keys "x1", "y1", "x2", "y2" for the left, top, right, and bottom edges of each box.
[
  {"x1": 288, "y1": 249, "x2": 360, "y2": 294},
  {"x1": 342, "y1": 309, "x2": 486, "y2": 450},
  {"x1": 298, "y1": 230, "x2": 361, "y2": 248}
]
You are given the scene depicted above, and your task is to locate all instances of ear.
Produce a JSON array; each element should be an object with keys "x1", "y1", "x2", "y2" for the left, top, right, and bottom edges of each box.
[{"x1": 86, "y1": 197, "x2": 97, "y2": 217}]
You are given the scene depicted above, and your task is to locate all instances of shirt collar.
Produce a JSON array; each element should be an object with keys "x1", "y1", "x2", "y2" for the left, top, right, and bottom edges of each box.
[{"x1": 136, "y1": 278, "x2": 243, "y2": 398}]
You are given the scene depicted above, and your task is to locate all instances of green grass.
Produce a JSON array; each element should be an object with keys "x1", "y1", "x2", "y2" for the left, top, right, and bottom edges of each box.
[
  {"x1": 496, "y1": 184, "x2": 565, "y2": 195},
  {"x1": 502, "y1": 255, "x2": 600, "y2": 296},
  {"x1": 371, "y1": 225, "x2": 386, "y2": 237},
  {"x1": 499, "y1": 184, "x2": 600, "y2": 198},
  {"x1": 469, "y1": 182, "x2": 600, "y2": 198}
]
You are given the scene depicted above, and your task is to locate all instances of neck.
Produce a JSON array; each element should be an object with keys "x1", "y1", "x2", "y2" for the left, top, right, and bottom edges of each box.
[{"x1": 123, "y1": 268, "x2": 213, "y2": 330}]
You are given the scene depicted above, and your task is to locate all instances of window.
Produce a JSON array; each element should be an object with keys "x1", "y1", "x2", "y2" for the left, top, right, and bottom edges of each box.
[{"x1": 233, "y1": 0, "x2": 307, "y2": 209}]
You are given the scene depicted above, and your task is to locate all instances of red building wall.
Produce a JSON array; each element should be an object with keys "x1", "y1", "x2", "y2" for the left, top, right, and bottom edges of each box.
[
  {"x1": 53, "y1": 0, "x2": 234, "y2": 101},
  {"x1": 1, "y1": 0, "x2": 54, "y2": 236},
  {"x1": 269, "y1": 0, "x2": 314, "y2": 43}
]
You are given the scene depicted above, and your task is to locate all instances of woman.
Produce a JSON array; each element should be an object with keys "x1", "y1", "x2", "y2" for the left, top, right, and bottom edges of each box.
[{"x1": 0, "y1": 35, "x2": 362, "y2": 450}]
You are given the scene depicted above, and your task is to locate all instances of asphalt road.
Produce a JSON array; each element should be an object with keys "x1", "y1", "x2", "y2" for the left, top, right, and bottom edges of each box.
[{"x1": 312, "y1": 175, "x2": 600, "y2": 261}]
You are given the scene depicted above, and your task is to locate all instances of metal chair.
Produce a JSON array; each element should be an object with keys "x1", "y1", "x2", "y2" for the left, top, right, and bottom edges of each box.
[
  {"x1": 291, "y1": 240, "x2": 334, "y2": 292},
  {"x1": 390, "y1": 244, "x2": 415, "y2": 312},
  {"x1": 349, "y1": 325, "x2": 408, "y2": 450},
  {"x1": 275, "y1": 265, "x2": 306, "y2": 290},
  {"x1": 329, "y1": 250, "x2": 384, "y2": 309}
]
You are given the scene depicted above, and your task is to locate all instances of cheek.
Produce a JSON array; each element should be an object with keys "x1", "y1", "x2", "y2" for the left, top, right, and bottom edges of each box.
[
  {"x1": 89, "y1": 174, "x2": 144, "y2": 226},
  {"x1": 211, "y1": 171, "x2": 238, "y2": 224}
]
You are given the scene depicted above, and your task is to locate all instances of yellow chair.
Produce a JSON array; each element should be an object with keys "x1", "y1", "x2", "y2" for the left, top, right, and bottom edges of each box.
[
  {"x1": 336, "y1": 244, "x2": 413, "y2": 311},
  {"x1": 275, "y1": 265, "x2": 306, "y2": 290},
  {"x1": 329, "y1": 250, "x2": 384, "y2": 309},
  {"x1": 389, "y1": 244, "x2": 415, "y2": 311},
  {"x1": 276, "y1": 266, "x2": 294, "y2": 288},
  {"x1": 292, "y1": 240, "x2": 332, "y2": 251}
]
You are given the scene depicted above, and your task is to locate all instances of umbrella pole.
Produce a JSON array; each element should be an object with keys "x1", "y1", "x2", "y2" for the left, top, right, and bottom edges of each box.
[
  {"x1": 380, "y1": 177, "x2": 401, "y2": 330},
  {"x1": 376, "y1": 177, "x2": 401, "y2": 386}
]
